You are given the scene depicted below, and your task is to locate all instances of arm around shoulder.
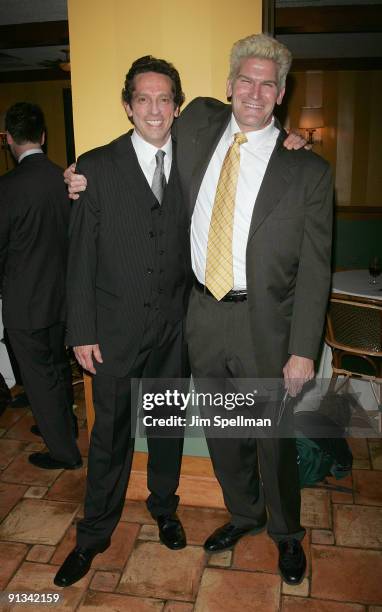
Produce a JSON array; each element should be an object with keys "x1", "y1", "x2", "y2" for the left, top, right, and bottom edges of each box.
[{"x1": 64, "y1": 162, "x2": 87, "y2": 200}]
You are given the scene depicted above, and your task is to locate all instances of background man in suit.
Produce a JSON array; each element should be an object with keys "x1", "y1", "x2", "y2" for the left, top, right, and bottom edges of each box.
[
  {"x1": 54, "y1": 57, "x2": 191, "y2": 588},
  {"x1": 175, "y1": 34, "x2": 333, "y2": 585},
  {"x1": 0, "y1": 102, "x2": 81, "y2": 470}
]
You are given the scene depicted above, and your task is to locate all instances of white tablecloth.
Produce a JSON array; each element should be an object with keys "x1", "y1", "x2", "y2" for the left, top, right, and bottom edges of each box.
[
  {"x1": 0, "y1": 300, "x2": 16, "y2": 388},
  {"x1": 332, "y1": 269, "x2": 382, "y2": 301}
]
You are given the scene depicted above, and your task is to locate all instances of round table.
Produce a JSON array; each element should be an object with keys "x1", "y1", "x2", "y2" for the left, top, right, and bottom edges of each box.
[
  {"x1": 0, "y1": 300, "x2": 16, "y2": 388},
  {"x1": 313, "y1": 269, "x2": 381, "y2": 413},
  {"x1": 332, "y1": 269, "x2": 382, "y2": 302}
]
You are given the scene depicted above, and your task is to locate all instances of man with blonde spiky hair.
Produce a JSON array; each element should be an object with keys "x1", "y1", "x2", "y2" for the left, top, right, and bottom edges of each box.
[
  {"x1": 175, "y1": 33, "x2": 333, "y2": 585},
  {"x1": 227, "y1": 32, "x2": 292, "y2": 90}
]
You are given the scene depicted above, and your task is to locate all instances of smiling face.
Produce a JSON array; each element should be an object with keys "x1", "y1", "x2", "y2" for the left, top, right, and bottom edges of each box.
[
  {"x1": 123, "y1": 71, "x2": 179, "y2": 147},
  {"x1": 226, "y1": 57, "x2": 285, "y2": 132}
]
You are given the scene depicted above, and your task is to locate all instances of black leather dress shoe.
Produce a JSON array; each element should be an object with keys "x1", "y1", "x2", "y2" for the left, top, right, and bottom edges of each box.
[
  {"x1": 278, "y1": 538, "x2": 306, "y2": 585},
  {"x1": 157, "y1": 514, "x2": 186, "y2": 550},
  {"x1": 28, "y1": 452, "x2": 82, "y2": 470},
  {"x1": 204, "y1": 520, "x2": 267, "y2": 552},
  {"x1": 54, "y1": 546, "x2": 102, "y2": 587}
]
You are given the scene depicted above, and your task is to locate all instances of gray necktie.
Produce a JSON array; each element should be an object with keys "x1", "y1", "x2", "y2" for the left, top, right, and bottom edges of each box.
[{"x1": 151, "y1": 150, "x2": 166, "y2": 204}]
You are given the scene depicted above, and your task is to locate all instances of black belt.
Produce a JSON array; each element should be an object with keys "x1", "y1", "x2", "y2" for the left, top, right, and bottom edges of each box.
[{"x1": 194, "y1": 277, "x2": 247, "y2": 302}]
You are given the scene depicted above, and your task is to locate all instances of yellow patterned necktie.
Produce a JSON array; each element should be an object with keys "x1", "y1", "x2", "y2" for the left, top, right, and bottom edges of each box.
[{"x1": 205, "y1": 132, "x2": 248, "y2": 300}]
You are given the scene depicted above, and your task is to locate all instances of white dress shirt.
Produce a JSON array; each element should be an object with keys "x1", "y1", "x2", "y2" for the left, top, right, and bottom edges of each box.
[
  {"x1": 18, "y1": 148, "x2": 43, "y2": 163},
  {"x1": 191, "y1": 115, "x2": 279, "y2": 290},
  {"x1": 131, "y1": 130, "x2": 172, "y2": 184}
]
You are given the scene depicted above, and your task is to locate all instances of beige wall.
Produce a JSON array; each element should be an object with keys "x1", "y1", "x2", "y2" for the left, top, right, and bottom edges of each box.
[
  {"x1": 68, "y1": 0, "x2": 262, "y2": 155},
  {"x1": 0, "y1": 80, "x2": 70, "y2": 175},
  {"x1": 285, "y1": 70, "x2": 382, "y2": 207}
]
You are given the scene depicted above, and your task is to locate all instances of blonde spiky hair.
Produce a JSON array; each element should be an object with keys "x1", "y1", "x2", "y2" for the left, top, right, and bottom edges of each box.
[{"x1": 229, "y1": 33, "x2": 292, "y2": 90}]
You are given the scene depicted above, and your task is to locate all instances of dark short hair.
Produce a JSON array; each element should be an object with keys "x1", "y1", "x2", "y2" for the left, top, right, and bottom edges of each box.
[
  {"x1": 5, "y1": 102, "x2": 45, "y2": 144},
  {"x1": 122, "y1": 55, "x2": 185, "y2": 109}
]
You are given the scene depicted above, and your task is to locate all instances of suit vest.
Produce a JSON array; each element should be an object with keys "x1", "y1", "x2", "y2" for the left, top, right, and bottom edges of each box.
[{"x1": 137, "y1": 156, "x2": 191, "y2": 324}]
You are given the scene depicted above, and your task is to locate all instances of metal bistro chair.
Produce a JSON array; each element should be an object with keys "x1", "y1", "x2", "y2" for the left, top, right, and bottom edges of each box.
[{"x1": 325, "y1": 293, "x2": 382, "y2": 410}]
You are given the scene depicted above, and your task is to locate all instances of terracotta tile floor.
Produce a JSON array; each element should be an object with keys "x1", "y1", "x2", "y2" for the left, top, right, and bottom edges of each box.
[{"x1": 0, "y1": 386, "x2": 381, "y2": 611}]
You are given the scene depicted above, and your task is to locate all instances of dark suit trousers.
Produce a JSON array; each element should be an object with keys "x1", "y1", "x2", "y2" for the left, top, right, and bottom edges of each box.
[
  {"x1": 186, "y1": 288, "x2": 305, "y2": 543},
  {"x1": 7, "y1": 322, "x2": 80, "y2": 465},
  {"x1": 77, "y1": 309, "x2": 189, "y2": 550}
]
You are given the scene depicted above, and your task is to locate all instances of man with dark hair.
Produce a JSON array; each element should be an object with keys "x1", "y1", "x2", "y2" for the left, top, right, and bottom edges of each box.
[
  {"x1": 122, "y1": 55, "x2": 185, "y2": 109},
  {"x1": 0, "y1": 102, "x2": 81, "y2": 469},
  {"x1": 54, "y1": 56, "x2": 191, "y2": 588},
  {"x1": 5, "y1": 102, "x2": 45, "y2": 144}
]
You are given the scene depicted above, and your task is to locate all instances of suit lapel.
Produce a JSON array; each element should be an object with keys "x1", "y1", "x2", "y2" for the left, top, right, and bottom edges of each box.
[
  {"x1": 111, "y1": 131, "x2": 177, "y2": 208},
  {"x1": 111, "y1": 131, "x2": 155, "y2": 206},
  {"x1": 189, "y1": 106, "x2": 231, "y2": 213},
  {"x1": 187, "y1": 106, "x2": 297, "y2": 233},
  {"x1": 167, "y1": 140, "x2": 177, "y2": 187},
  {"x1": 248, "y1": 132, "x2": 299, "y2": 240}
]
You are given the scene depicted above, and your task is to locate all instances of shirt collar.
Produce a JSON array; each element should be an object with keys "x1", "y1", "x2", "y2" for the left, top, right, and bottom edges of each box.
[
  {"x1": 18, "y1": 148, "x2": 43, "y2": 163},
  {"x1": 228, "y1": 115, "x2": 278, "y2": 147},
  {"x1": 131, "y1": 130, "x2": 172, "y2": 163}
]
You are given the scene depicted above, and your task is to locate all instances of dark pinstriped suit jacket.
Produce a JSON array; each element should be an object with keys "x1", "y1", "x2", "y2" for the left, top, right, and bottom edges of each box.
[
  {"x1": 0, "y1": 153, "x2": 69, "y2": 330},
  {"x1": 66, "y1": 131, "x2": 191, "y2": 377}
]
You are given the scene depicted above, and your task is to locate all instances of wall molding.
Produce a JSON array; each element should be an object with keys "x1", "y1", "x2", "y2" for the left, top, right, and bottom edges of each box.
[
  {"x1": 336, "y1": 205, "x2": 382, "y2": 219},
  {"x1": 291, "y1": 58, "x2": 382, "y2": 71},
  {"x1": 0, "y1": 69, "x2": 69, "y2": 83},
  {"x1": 275, "y1": 6, "x2": 382, "y2": 34},
  {"x1": 0, "y1": 21, "x2": 68, "y2": 49}
]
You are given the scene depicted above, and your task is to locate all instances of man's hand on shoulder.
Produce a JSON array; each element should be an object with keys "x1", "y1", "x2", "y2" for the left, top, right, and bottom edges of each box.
[
  {"x1": 283, "y1": 355, "x2": 314, "y2": 397},
  {"x1": 63, "y1": 163, "x2": 88, "y2": 200},
  {"x1": 283, "y1": 130, "x2": 309, "y2": 151},
  {"x1": 74, "y1": 344, "x2": 103, "y2": 374}
]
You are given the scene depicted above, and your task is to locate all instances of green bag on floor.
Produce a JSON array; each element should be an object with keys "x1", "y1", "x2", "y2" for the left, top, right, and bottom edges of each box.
[{"x1": 295, "y1": 411, "x2": 353, "y2": 489}]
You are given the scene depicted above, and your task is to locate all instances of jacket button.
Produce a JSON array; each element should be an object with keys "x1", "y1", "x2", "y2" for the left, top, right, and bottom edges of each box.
[
  {"x1": 148, "y1": 231, "x2": 155, "y2": 238},
  {"x1": 144, "y1": 302, "x2": 151, "y2": 308},
  {"x1": 147, "y1": 268, "x2": 153, "y2": 274},
  {"x1": 159, "y1": 250, "x2": 165, "y2": 255}
]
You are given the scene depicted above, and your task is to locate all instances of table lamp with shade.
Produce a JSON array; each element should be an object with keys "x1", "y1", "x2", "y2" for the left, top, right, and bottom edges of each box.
[{"x1": 299, "y1": 106, "x2": 324, "y2": 145}]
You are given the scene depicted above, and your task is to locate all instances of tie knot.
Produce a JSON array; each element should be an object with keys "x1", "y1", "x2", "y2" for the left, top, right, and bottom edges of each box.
[
  {"x1": 234, "y1": 132, "x2": 247, "y2": 146},
  {"x1": 155, "y1": 150, "x2": 166, "y2": 163}
]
